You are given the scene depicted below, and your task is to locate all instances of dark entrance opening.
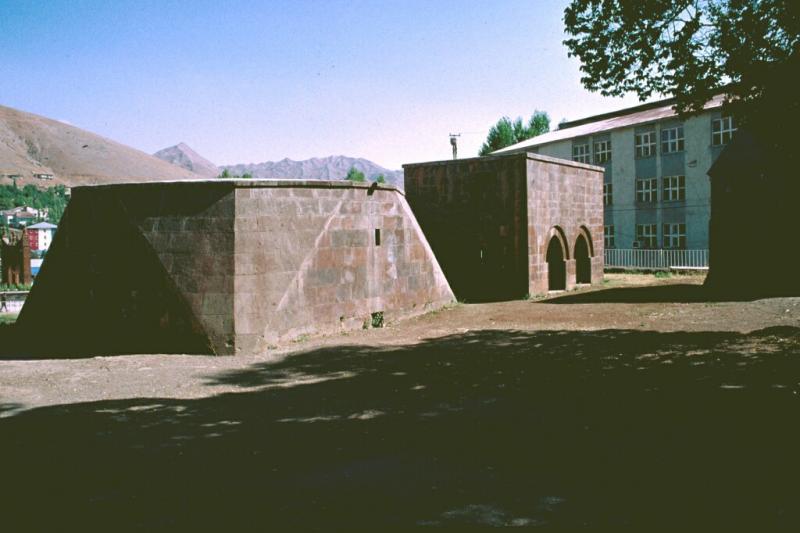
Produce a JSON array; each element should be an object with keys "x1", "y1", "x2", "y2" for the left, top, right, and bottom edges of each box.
[
  {"x1": 546, "y1": 236, "x2": 566, "y2": 291},
  {"x1": 575, "y1": 234, "x2": 591, "y2": 284}
]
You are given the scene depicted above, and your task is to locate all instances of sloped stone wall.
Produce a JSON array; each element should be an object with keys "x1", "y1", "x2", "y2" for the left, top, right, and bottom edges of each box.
[{"x1": 18, "y1": 180, "x2": 453, "y2": 356}]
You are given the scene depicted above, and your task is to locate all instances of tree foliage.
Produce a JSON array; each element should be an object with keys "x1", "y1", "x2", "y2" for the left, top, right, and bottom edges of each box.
[
  {"x1": 479, "y1": 111, "x2": 550, "y2": 156},
  {"x1": 345, "y1": 167, "x2": 366, "y2": 182},
  {"x1": 217, "y1": 169, "x2": 253, "y2": 179},
  {"x1": 563, "y1": 0, "x2": 800, "y2": 126},
  {"x1": 375, "y1": 174, "x2": 386, "y2": 184},
  {"x1": 0, "y1": 184, "x2": 69, "y2": 224}
]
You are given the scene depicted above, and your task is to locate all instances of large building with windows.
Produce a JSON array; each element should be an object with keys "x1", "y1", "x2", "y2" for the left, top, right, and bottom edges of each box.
[{"x1": 494, "y1": 95, "x2": 735, "y2": 252}]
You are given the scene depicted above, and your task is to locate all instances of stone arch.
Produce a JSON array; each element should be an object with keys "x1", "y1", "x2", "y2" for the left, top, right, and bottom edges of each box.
[
  {"x1": 575, "y1": 234, "x2": 591, "y2": 284},
  {"x1": 577, "y1": 225, "x2": 594, "y2": 257},
  {"x1": 544, "y1": 226, "x2": 570, "y2": 261},
  {"x1": 546, "y1": 230, "x2": 567, "y2": 291}
]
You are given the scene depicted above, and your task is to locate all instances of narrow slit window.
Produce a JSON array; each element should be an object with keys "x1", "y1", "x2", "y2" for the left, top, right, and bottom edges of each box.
[{"x1": 374, "y1": 228, "x2": 381, "y2": 246}]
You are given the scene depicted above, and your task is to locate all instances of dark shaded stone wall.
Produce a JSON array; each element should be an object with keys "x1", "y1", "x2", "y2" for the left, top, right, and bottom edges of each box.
[
  {"x1": 403, "y1": 156, "x2": 529, "y2": 301},
  {"x1": 706, "y1": 130, "x2": 800, "y2": 296},
  {"x1": 18, "y1": 182, "x2": 235, "y2": 355}
]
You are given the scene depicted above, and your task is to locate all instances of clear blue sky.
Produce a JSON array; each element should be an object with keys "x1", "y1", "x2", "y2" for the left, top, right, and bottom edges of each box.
[{"x1": 1, "y1": 0, "x2": 643, "y2": 169}]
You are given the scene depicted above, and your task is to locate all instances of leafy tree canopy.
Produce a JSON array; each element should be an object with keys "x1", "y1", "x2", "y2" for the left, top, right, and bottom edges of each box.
[
  {"x1": 479, "y1": 111, "x2": 550, "y2": 156},
  {"x1": 0, "y1": 184, "x2": 69, "y2": 224},
  {"x1": 345, "y1": 167, "x2": 366, "y2": 182},
  {"x1": 563, "y1": 0, "x2": 800, "y2": 128},
  {"x1": 375, "y1": 174, "x2": 386, "y2": 184}
]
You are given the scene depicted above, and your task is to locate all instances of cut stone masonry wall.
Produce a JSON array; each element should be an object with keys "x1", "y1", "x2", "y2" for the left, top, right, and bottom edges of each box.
[{"x1": 18, "y1": 180, "x2": 454, "y2": 355}]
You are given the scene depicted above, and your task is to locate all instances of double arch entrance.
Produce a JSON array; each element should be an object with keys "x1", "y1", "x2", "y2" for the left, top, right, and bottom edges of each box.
[{"x1": 545, "y1": 226, "x2": 593, "y2": 291}]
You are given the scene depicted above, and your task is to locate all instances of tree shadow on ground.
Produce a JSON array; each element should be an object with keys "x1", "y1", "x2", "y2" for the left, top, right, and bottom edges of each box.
[
  {"x1": 2, "y1": 327, "x2": 800, "y2": 530},
  {"x1": 544, "y1": 283, "x2": 765, "y2": 304}
]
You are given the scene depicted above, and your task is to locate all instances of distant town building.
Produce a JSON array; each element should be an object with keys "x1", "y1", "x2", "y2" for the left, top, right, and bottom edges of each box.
[
  {"x1": 495, "y1": 95, "x2": 734, "y2": 252},
  {"x1": 26, "y1": 221, "x2": 56, "y2": 251},
  {"x1": 1, "y1": 206, "x2": 44, "y2": 228},
  {"x1": 33, "y1": 173, "x2": 54, "y2": 180}
]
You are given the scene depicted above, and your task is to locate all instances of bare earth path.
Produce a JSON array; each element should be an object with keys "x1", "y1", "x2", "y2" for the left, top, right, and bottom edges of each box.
[
  {"x1": 2, "y1": 274, "x2": 797, "y2": 413},
  {"x1": 2, "y1": 273, "x2": 800, "y2": 529}
]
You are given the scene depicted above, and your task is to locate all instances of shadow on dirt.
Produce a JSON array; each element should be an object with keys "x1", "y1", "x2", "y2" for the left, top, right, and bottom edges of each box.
[{"x1": 2, "y1": 327, "x2": 800, "y2": 529}]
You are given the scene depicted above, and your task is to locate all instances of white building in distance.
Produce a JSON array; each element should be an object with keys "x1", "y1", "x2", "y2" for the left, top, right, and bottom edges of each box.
[{"x1": 495, "y1": 95, "x2": 735, "y2": 252}]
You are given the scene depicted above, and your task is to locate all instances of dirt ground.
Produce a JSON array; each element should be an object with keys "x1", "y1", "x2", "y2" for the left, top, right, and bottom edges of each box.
[
  {"x1": 2, "y1": 272, "x2": 800, "y2": 529},
  {"x1": 1, "y1": 273, "x2": 798, "y2": 413}
]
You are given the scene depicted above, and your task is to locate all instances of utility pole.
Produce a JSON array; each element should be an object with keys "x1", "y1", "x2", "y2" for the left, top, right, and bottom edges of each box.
[{"x1": 449, "y1": 133, "x2": 461, "y2": 160}]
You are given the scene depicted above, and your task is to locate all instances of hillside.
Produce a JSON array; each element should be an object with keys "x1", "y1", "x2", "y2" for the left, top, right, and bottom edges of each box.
[
  {"x1": 222, "y1": 155, "x2": 403, "y2": 187},
  {"x1": 0, "y1": 104, "x2": 203, "y2": 187},
  {"x1": 153, "y1": 142, "x2": 219, "y2": 179}
]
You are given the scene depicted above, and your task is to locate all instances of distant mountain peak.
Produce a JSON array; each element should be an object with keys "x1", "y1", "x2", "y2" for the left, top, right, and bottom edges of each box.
[{"x1": 153, "y1": 143, "x2": 219, "y2": 179}]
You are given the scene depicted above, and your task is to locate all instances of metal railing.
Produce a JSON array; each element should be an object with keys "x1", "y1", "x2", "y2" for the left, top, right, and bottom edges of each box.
[{"x1": 604, "y1": 248, "x2": 708, "y2": 270}]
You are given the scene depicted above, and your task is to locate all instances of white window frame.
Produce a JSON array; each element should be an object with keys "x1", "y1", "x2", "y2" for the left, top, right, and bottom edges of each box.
[
  {"x1": 661, "y1": 126, "x2": 685, "y2": 153},
  {"x1": 604, "y1": 225, "x2": 615, "y2": 249},
  {"x1": 636, "y1": 177, "x2": 658, "y2": 203},
  {"x1": 662, "y1": 175, "x2": 686, "y2": 201},
  {"x1": 635, "y1": 131, "x2": 656, "y2": 158},
  {"x1": 572, "y1": 143, "x2": 590, "y2": 163},
  {"x1": 603, "y1": 183, "x2": 613, "y2": 206},
  {"x1": 636, "y1": 224, "x2": 658, "y2": 249},
  {"x1": 594, "y1": 140, "x2": 611, "y2": 164},
  {"x1": 663, "y1": 223, "x2": 686, "y2": 249},
  {"x1": 712, "y1": 116, "x2": 736, "y2": 146}
]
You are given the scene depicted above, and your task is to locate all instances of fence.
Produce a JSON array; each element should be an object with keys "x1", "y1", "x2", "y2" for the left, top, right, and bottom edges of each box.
[
  {"x1": 604, "y1": 248, "x2": 708, "y2": 270},
  {"x1": 0, "y1": 291, "x2": 28, "y2": 314}
]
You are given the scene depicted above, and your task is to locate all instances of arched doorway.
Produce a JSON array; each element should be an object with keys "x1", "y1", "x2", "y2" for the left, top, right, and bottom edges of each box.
[
  {"x1": 546, "y1": 236, "x2": 566, "y2": 290},
  {"x1": 575, "y1": 234, "x2": 591, "y2": 284}
]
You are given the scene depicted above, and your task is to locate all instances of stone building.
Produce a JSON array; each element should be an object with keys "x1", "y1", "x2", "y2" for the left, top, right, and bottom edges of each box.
[
  {"x1": 18, "y1": 180, "x2": 454, "y2": 355},
  {"x1": 404, "y1": 152, "x2": 603, "y2": 301},
  {"x1": 705, "y1": 129, "x2": 800, "y2": 296},
  {"x1": 1, "y1": 228, "x2": 32, "y2": 286},
  {"x1": 494, "y1": 95, "x2": 734, "y2": 253}
]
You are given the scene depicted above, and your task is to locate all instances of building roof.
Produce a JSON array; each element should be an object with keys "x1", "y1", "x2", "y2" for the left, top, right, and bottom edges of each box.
[
  {"x1": 27, "y1": 221, "x2": 57, "y2": 229},
  {"x1": 493, "y1": 94, "x2": 726, "y2": 154}
]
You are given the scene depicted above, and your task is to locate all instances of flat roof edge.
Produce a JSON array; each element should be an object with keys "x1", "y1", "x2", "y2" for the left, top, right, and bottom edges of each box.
[
  {"x1": 403, "y1": 152, "x2": 528, "y2": 168},
  {"x1": 71, "y1": 179, "x2": 404, "y2": 195},
  {"x1": 525, "y1": 152, "x2": 604, "y2": 171},
  {"x1": 402, "y1": 152, "x2": 603, "y2": 172}
]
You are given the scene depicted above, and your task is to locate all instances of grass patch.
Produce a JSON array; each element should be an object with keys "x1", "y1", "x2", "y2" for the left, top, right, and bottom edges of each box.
[{"x1": 0, "y1": 314, "x2": 18, "y2": 325}]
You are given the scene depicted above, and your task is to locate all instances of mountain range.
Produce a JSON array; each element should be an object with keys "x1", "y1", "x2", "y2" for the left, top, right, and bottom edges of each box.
[
  {"x1": 153, "y1": 142, "x2": 403, "y2": 187},
  {"x1": 0, "y1": 103, "x2": 404, "y2": 189},
  {"x1": 219, "y1": 155, "x2": 403, "y2": 187}
]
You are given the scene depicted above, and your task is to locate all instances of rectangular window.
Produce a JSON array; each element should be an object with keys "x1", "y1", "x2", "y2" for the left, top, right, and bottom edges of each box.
[
  {"x1": 603, "y1": 183, "x2": 613, "y2": 206},
  {"x1": 712, "y1": 116, "x2": 737, "y2": 146},
  {"x1": 374, "y1": 228, "x2": 381, "y2": 246},
  {"x1": 663, "y1": 223, "x2": 687, "y2": 249},
  {"x1": 661, "y1": 126, "x2": 685, "y2": 153},
  {"x1": 635, "y1": 131, "x2": 656, "y2": 158},
  {"x1": 636, "y1": 177, "x2": 658, "y2": 203},
  {"x1": 636, "y1": 224, "x2": 658, "y2": 249},
  {"x1": 662, "y1": 175, "x2": 686, "y2": 201},
  {"x1": 572, "y1": 143, "x2": 590, "y2": 163},
  {"x1": 604, "y1": 225, "x2": 615, "y2": 248},
  {"x1": 594, "y1": 140, "x2": 611, "y2": 163}
]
